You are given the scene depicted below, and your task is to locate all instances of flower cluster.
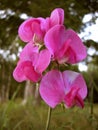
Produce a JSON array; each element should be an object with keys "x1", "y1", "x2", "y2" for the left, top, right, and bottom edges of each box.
[{"x1": 13, "y1": 8, "x2": 87, "y2": 108}]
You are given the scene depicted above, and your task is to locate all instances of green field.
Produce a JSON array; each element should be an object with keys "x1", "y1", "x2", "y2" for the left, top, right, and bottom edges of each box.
[{"x1": 0, "y1": 100, "x2": 98, "y2": 130}]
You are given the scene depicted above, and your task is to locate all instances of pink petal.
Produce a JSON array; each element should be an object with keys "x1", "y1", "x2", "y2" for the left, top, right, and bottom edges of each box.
[
  {"x1": 18, "y1": 18, "x2": 34, "y2": 42},
  {"x1": 44, "y1": 25, "x2": 66, "y2": 55},
  {"x1": 75, "y1": 94, "x2": 84, "y2": 108},
  {"x1": 44, "y1": 8, "x2": 64, "y2": 32},
  {"x1": 13, "y1": 61, "x2": 42, "y2": 82},
  {"x1": 13, "y1": 61, "x2": 27, "y2": 82},
  {"x1": 44, "y1": 17, "x2": 51, "y2": 32},
  {"x1": 62, "y1": 70, "x2": 87, "y2": 99},
  {"x1": 31, "y1": 52, "x2": 39, "y2": 67},
  {"x1": 63, "y1": 46, "x2": 77, "y2": 64},
  {"x1": 62, "y1": 29, "x2": 87, "y2": 63},
  {"x1": 64, "y1": 87, "x2": 84, "y2": 108},
  {"x1": 31, "y1": 19, "x2": 44, "y2": 43},
  {"x1": 20, "y1": 42, "x2": 38, "y2": 61},
  {"x1": 23, "y1": 61, "x2": 42, "y2": 82},
  {"x1": 34, "y1": 49, "x2": 51, "y2": 73},
  {"x1": 37, "y1": 17, "x2": 46, "y2": 31},
  {"x1": 58, "y1": 46, "x2": 77, "y2": 64},
  {"x1": 45, "y1": 25, "x2": 87, "y2": 64},
  {"x1": 50, "y1": 8, "x2": 64, "y2": 26},
  {"x1": 39, "y1": 70, "x2": 65, "y2": 108},
  {"x1": 18, "y1": 18, "x2": 45, "y2": 43},
  {"x1": 55, "y1": 39, "x2": 71, "y2": 63},
  {"x1": 39, "y1": 70, "x2": 87, "y2": 108}
]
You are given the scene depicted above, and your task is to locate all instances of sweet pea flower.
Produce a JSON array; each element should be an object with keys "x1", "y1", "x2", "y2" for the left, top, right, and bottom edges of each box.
[
  {"x1": 18, "y1": 17, "x2": 45, "y2": 43},
  {"x1": 39, "y1": 70, "x2": 87, "y2": 108},
  {"x1": 18, "y1": 8, "x2": 64, "y2": 44},
  {"x1": 13, "y1": 42, "x2": 51, "y2": 82},
  {"x1": 44, "y1": 25, "x2": 87, "y2": 64},
  {"x1": 44, "y1": 8, "x2": 64, "y2": 31}
]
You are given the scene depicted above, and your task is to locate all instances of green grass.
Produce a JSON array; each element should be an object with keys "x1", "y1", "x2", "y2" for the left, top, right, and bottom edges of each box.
[{"x1": 0, "y1": 100, "x2": 98, "y2": 130}]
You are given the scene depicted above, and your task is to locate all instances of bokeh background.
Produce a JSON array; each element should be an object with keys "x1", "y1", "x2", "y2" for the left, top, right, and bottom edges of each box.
[{"x1": 0, "y1": 0, "x2": 98, "y2": 130}]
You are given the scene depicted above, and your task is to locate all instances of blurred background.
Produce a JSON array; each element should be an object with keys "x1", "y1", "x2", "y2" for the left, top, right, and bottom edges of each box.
[{"x1": 0, "y1": 0, "x2": 98, "y2": 130}]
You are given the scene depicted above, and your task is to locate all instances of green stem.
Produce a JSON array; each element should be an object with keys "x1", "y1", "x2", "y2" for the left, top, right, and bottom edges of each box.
[{"x1": 45, "y1": 107, "x2": 52, "y2": 130}]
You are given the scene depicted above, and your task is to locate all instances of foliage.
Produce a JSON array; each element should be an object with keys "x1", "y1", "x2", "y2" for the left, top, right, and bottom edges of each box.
[{"x1": 0, "y1": 100, "x2": 98, "y2": 130}]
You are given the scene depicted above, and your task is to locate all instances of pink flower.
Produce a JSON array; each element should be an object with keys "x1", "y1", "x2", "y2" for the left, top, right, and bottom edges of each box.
[
  {"x1": 39, "y1": 70, "x2": 87, "y2": 108},
  {"x1": 44, "y1": 8, "x2": 64, "y2": 31},
  {"x1": 18, "y1": 8, "x2": 64, "y2": 44},
  {"x1": 13, "y1": 42, "x2": 51, "y2": 82},
  {"x1": 18, "y1": 17, "x2": 45, "y2": 43},
  {"x1": 44, "y1": 25, "x2": 87, "y2": 64}
]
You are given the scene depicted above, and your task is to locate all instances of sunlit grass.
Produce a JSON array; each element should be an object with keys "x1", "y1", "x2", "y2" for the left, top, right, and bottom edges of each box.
[{"x1": 0, "y1": 99, "x2": 98, "y2": 130}]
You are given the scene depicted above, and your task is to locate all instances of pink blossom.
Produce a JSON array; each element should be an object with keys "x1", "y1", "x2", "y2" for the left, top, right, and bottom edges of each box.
[
  {"x1": 39, "y1": 70, "x2": 87, "y2": 108},
  {"x1": 13, "y1": 42, "x2": 51, "y2": 82},
  {"x1": 18, "y1": 8, "x2": 64, "y2": 44},
  {"x1": 44, "y1": 8, "x2": 64, "y2": 31},
  {"x1": 18, "y1": 18, "x2": 45, "y2": 43},
  {"x1": 44, "y1": 25, "x2": 87, "y2": 64}
]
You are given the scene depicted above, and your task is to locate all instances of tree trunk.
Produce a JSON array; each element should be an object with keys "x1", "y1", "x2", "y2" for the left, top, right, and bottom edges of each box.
[{"x1": 22, "y1": 81, "x2": 41, "y2": 105}]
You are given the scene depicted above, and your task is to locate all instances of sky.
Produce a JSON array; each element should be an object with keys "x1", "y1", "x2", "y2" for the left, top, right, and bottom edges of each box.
[
  {"x1": 79, "y1": 13, "x2": 98, "y2": 42},
  {"x1": 78, "y1": 13, "x2": 98, "y2": 71}
]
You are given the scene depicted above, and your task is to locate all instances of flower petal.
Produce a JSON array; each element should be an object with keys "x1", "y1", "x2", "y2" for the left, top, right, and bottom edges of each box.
[
  {"x1": 23, "y1": 61, "x2": 42, "y2": 82},
  {"x1": 45, "y1": 25, "x2": 87, "y2": 64},
  {"x1": 44, "y1": 8, "x2": 64, "y2": 32},
  {"x1": 19, "y1": 42, "x2": 38, "y2": 61},
  {"x1": 13, "y1": 61, "x2": 27, "y2": 82},
  {"x1": 44, "y1": 17, "x2": 50, "y2": 32},
  {"x1": 18, "y1": 18, "x2": 45, "y2": 43},
  {"x1": 39, "y1": 70, "x2": 87, "y2": 108},
  {"x1": 31, "y1": 19, "x2": 45, "y2": 43},
  {"x1": 62, "y1": 70, "x2": 87, "y2": 99},
  {"x1": 64, "y1": 87, "x2": 84, "y2": 108},
  {"x1": 50, "y1": 8, "x2": 64, "y2": 26},
  {"x1": 44, "y1": 25, "x2": 66, "y2": 55},
  {"x1": 63, "y1": 29, "x2": 87, "y2": 63},
  {"x1": 18, "y1": 18, "x2": 34, "y2": 42},
  {"x1": 39, "y1": 70, "x2": 65, "y2": 108},
  {"x1": 13, "y1": 61, "x2": 42, "y2": 82},
  {"x1": 55, "y1": 39, "x2": 71, "y2": 64},
  {"x1": 34, "y1": 49, "x2": 51, "y2": 73}
]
